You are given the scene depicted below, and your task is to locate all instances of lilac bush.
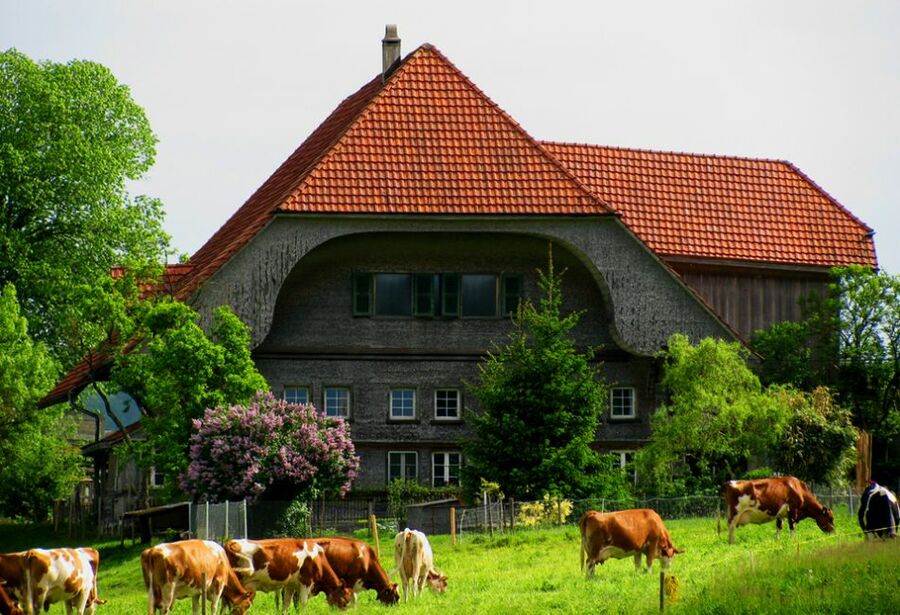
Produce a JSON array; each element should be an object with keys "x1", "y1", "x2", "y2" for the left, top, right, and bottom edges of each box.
[{"x1": 182, "y1": 391, "x2": 359, "y2": 502}]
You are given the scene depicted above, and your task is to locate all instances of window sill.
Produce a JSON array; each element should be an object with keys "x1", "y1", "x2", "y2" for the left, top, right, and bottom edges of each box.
[{"x1": 607, "y1": 416, "x2": 640, "y2": 423}]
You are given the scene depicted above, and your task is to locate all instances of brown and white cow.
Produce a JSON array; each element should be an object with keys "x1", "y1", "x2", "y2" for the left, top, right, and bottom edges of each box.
[
  {"x1": 0, "y1": 582, "x2": 22, "y2": 615},
  {"x1": 723, "y1": 476, "x2": 835, "y2": 544},
  {"x1": 315, "y1": 538, "x2": 399, "y2": 605},
  {"x1": 579, "y1": 509, "x2": 683, "y2": 578},
  {"x1": 0, "y1": 552, "x2": 27, "y2": 607},
  {"x1": 141, "y1": 539, "x2": 254, "y2": 615},
  {"x1": 22, "y1": 548, "x2": 103, "y2": 615},
  {"x1": 224, "y1": 538, "x2": 351, "y2": 611},
  {"x1": 393, "y1": 529, "x2": 447, "y2": 602}
]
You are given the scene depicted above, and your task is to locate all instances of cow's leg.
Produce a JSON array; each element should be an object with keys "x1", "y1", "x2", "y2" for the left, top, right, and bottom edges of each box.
[
  {"x1": 632, "y1": 552, "x2": 642, "y2": 572},
  {"x1": 728, "y1": 517, "x2": 737, "y2": 544},
  {"x1": 775, "y1": 517, "x2": 783, "y2": 539},
  {"x1": 645, "y1": 545, "x2": 656, "y2": 572},
  {"x1": 788, "y1": 516, "x2": 796, "y2": 537}
]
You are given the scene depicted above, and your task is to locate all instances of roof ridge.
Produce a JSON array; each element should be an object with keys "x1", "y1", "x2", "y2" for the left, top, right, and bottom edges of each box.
[{"x1": 542, "y1": 140, "x2": 791, "y2": 166}]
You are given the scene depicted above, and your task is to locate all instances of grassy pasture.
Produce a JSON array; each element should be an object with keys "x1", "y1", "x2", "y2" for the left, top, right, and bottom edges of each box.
[{"x1": 1, "y1": 510, "x2": 897, "y2": 614}]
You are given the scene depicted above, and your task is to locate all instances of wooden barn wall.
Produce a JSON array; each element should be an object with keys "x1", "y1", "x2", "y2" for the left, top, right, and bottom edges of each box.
[{"x1": 675, "y1": 268, "x2": 829, "y2": 340}]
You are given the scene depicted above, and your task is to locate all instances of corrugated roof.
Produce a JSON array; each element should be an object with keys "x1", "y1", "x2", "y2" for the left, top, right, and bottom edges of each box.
[{"x1": 542, "y1": 142, "x2": 876, "y2": 268}]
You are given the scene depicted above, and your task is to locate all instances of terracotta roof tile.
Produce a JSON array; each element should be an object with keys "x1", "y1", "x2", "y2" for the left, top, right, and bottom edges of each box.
[{"x1": 542, "y1": 142, "x2": 876, "y2": 268}]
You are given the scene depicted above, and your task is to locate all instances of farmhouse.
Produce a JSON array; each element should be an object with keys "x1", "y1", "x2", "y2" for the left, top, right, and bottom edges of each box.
[{"x1": 42, "y1": 28, "x2": 876, "y2": 497}]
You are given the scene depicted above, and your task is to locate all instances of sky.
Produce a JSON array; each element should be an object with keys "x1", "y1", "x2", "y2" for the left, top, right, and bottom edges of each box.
[{"x1": 2, "y1": 1, "x2": 898, "y2": 273}]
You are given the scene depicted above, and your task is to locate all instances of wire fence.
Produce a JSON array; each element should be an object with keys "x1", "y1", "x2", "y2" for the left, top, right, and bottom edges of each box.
[{"x1": 186, "y1": 488, "x2": 866, "y2": 542}]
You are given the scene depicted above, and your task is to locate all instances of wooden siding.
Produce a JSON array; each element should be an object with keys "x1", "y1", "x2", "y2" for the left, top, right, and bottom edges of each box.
[{"x1": 673, "y1": 264, "x2": 829, "y2": 340}]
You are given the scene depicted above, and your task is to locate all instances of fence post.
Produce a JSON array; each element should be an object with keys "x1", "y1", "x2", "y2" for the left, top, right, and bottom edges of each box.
[
  {"x1": 369, "y1": 514, "x2": 380, "y2": 560},
  {"x1": 510, "y1": 498, "x2": 516, "y2": 531},
  {"x1": 242, "y1": 499, "x2": 248, "y2": 539},
  {"x1": 450, "y1": 507, "x2": 457, "y2": 546},
  {"x1": 659, "y1": 570, "x2": 665, "y2": 612},
  {"x1": 205, "y1": 501, "x2": 210, "y2": 540},
  {"x1": 557, "y1": 497, "x2": 562, "y2": 525},
  {"x1": 224, "y1": 500, "x2": 229, "y2": 540}
]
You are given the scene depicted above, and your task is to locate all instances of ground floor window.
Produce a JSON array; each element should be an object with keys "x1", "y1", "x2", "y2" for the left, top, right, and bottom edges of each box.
[
  {"x1": 611, "y1": 450, "x2": 637, "y2": 484},
  {"x1": 432, "y1": 452, "x2": 461, "y2": 487},
  {"x1": 284, "y1": 386, "x2": 310, "y2": 405},
  {"x1": 388, "y1": 451, "x2": 418, "y2": 482}
]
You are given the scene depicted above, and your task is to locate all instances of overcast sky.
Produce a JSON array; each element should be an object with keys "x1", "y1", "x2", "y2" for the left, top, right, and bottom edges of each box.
[{"x1": 3, "y1": 1, "x2": 898, "y2": 273}]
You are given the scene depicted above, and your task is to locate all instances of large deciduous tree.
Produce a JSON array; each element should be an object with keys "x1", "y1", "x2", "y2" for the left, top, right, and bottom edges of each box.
[
  {"x1": 463, "y1": 252, "x2": 621, "y2": 500},
  {"x1": 0, "y1": 48, "x2": 169, "y2": 363},
  {"x1": 182, "y1": 392, "x2": 359, "y2": 502}
]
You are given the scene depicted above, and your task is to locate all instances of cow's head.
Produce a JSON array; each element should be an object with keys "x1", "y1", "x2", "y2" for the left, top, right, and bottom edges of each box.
[
  {"x1": 227, "y1": 590, "x2": 255, "y2": 614},
  {"x1": 426, "y1": 570, "x2": 448, "y2": 593},
  {"x1": 815, "y1": 507, "x2": 836, "y2": 533},
  {"x1": 326, "y1": 586, "x2": 353, "y2": 610},
  {"x1": 659, "y1": 545, "x2": 685, "y2": 570},
  {"x1": 377, "y1": 582, "x2": 400, "y2": 605}
]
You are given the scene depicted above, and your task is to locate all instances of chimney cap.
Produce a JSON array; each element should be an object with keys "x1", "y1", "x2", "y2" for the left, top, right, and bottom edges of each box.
[{"x1": 383, "y1": 24, "x2": 400, "y2": 43}]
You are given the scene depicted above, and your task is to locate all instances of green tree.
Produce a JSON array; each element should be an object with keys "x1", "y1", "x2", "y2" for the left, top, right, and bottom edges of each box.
[
  {"x1": 0, "y1": 48, "x2": 169, "y2": 363},
  {"x1": 751, "y1": 320, "x2": 813, "y2": 389},
  {"x1": 463, "y1": 252, "x2": 614, "y2": 500},
  {"x1": 771, "y1": 386, "x2": 857, "y2": 484},
  {"x1": 112, "y1": 301, "x2": 269, "y2": 491},
  {"x1": 636, "y1": 334, "x2": 791, "y2": 495},
  {"x1": 0, "y1": 283, "x2": 82, "y2": 521}
]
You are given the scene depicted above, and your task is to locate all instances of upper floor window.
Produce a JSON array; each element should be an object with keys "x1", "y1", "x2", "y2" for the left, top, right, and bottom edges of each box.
[
  {"x1": 324, "y1": 387, "x2": 350, "y2": 418},
  {"x1": 610, "y1": 387, "x2": 636, "y2": 419},
  {"x1": 432, "y1": 452, "x2": 462, "y2": 487},
  {"x1": 390, "y1": 388, "x2": 416, "y2": 420},
  {"x1": 435, "y1": 389, "x2": 461, "y2": 420},
  {"x1": 388, "y1": 451, "x2": 418, "y2": 483},
  {"x1": 284, "y1": 386, "x2": 310, "y2": 405},
  {"x1": 149, "y1": 466, "x2": 165, "y2": 489},
  {"x1": 352, "y1": 272, "x2": 522, "y2": 319}
]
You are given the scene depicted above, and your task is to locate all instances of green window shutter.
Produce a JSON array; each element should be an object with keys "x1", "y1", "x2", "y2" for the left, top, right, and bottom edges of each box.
[
  {"x1": 352, "y1": 272, "x2": 373, "y2": 316},
  {"x1": 441, "y1": 273, "x2": 460, "y2": 317},
  {"x1": 502, "y1": 274, "x2": 523, "y2": 315},
  {"x1": 413, "y1": 273, "x2": 435, "y2": 317}
]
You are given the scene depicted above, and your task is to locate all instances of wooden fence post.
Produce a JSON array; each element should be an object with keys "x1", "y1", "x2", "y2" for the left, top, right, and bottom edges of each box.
[
  {"x1": 450, "y1": 507, "x2": 457, "y2": 546},
  {"x1": 659, "y1": 570, "x2": 665, "y2": 612},
  {"x1": 510, "y1": 498, "x2": 516, "y2": 531},
  {"x1": 369, "y1": 514, "x2": 380, "y2": 560}
]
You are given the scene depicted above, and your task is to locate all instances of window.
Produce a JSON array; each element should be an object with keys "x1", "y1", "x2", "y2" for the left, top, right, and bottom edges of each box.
[
  {"x1": 461, "y1": 274, "x2": 497, "y2": 317},
  {"x1": 432, "y1": 452, "x2": 462, "y2": 486},
  {"x1": 149, "y1": 467, "x2": 165, "y2": 489},
  {"x1": 610, "y1": 387, "x2": 636, "y2": 419},
  {"x1": 388, "y1": 451, "x2": 418, "y2": 482},
  {"x1": 501, "y1": 274, "x2": 524, "y2": 315},
  {"x1": 441, "y1": 274, "x2": 460, "y2": 316},
  {"x1": 413, "y1": 274, "x2": 437, "y2": 317},
  {"x1": 611, "y1": 450, "x2": 637, "y2": 485},
  {"x1": 324, "y1": 387, "x2": 350, "y2": 418},
  {"x1": 390, "y1": 388, "x2": 416, "y2": 420},
  {"x1": 352, "y1": 272, "x2": 373, "y2": 316},
  {"x1": 284, "y1": 386, "x2": 309, "y2": 405},
  {"x1": 375, "y1": 273, "x2": 412, "y2": 316},
  {"x1": 434, "y1": 389, "x2": 461, "y2": 420}
]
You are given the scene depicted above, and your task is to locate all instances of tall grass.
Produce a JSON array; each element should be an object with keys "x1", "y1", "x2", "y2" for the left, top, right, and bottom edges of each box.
[{"x1": 1, "y1": 512, "x2": 897, "y2": 614}]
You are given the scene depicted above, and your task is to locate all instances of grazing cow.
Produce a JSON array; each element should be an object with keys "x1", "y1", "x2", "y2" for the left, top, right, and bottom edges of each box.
[
  {"x1": 858, "y1": 481, "x2": 900, "y2": 539},
  {"x1": 393, "y1": 529, "x2": 448, "y2": 602},
  {"x1": 0, "y1": 553, "x2": 27, "y2": 607},
  {"x1": 579, "y1": 509, "x2": 683, "y2": 578},
  {"x1": 22, "y1": 547, "x2": 104, "y2": 615},
  {"x1": 315, "y1": 538, "x2": 399, "y2": 605},
  {"x1": 723, "y1": 476, "x2": 835, "y2": 544},
  {"x1": 141, "y1": 539, "x2": 254, "y2": 615},
  {"x1": 224, "y1": 538, "x2": 351, "y2": 610},
  {"x1": 0, "y1": 582, "x2": 23, "y2": 615}
]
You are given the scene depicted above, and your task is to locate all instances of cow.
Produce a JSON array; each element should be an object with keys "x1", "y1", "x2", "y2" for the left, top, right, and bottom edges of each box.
[
  {"x1": 141, "y1": 539, "x2": 254, "y2": 615},
  {"x1": 0, "y1": 582, "x2": 22, "y2": 615},
  {"x1": 579, "y1": 509, "x2": 683, "y2": 578},
  {"x1": 393, "y1": 529, "x2": 448, "y2": 602},
  {"x1": 723, "y1": 476, "x2": 835, "y2": 544},
  {"x1": 224, "y1": 538, "x2": 351, "y2": 610},
  {"x1": 0, "y1": 552, "x2": 27, "y2": 607},
  {"x1": 858, "y1": 481, "x2": 900, "y2": 539},
  {"x1": 315, "y1": 538, "x2": 399, "y2": 605},
  {"x1": 22, "y1": 547, "x2": 104, "y2": 615}
]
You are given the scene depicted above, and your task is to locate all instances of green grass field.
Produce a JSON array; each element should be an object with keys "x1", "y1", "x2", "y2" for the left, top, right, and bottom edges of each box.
[{"x1": 1, "y1": 510, "x2": 898, "y2": 614}]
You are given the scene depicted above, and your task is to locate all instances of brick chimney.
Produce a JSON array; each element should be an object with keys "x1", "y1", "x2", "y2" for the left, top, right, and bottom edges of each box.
[{"x1": 382, "y1": 24, "x2": 401, "y2": 82}]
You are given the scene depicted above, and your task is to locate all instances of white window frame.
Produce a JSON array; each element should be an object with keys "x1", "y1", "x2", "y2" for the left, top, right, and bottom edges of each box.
[
  {"x1": 324, "y1": 386, "x2": 350, "y2": 418},
  {"x1": 610, "y1": 387, "x2": 636, "y2": 420},
  {"x1": 387, "y1": 451, "x2": 418, "y2": 483},
  {"x1": 611, "y1": 450, "x2": 637, "y2": 485},
  {"x1": 283, "y1": 385, "x2": 310, "y2": 405},
  {"x1": 434, "y1": 388, "x2": 461, "y2": 420},
  {"x1": 389, "y1": 388, "x2": 416, "y2": 420},
  {"x1": 432, "y1": 452, "x2": 462, "y2": 487},
  {"x1": 149, "y1": 466, "x2": 165, "y2": 489}
]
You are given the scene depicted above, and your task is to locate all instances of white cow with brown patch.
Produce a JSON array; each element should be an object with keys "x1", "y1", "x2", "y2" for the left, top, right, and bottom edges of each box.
[
  {"x1": 22, "y1": 547, "x2": 103, "y2": 615},
  {"x1": 393, "y1": 529, "x2": 447, "y2": 602}
]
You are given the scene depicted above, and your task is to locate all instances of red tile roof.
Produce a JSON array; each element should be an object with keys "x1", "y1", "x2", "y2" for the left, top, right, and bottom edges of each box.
[
  {"x1": 178, "y1": 44, "x2": 610, "y2": 298},
  {"x1": 542, "y1": 143, "x2": 876, "y2": 268}
]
